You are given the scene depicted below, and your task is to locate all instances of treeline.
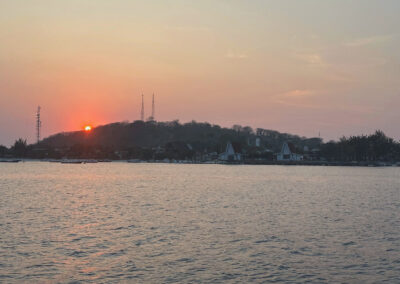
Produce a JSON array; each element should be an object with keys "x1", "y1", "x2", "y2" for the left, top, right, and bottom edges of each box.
[
  {"x1": 0, "y1": 120, "x2": 321, "y2": 160},
  {"x1": 0, "y1": 139, "x2": 117, "y2": 159},
  {"x1": 0, "y1": 138, "x2": 30, "y2": 158},
  {"x1": 38, "y1": 120, "x2": 321, "y2": 152},
  {"x1": 321, "y1": 130, "x2": 400, "y2": 162},
  {"x1": 1, "y1": 120, "x2": 399, "y2": 162}
]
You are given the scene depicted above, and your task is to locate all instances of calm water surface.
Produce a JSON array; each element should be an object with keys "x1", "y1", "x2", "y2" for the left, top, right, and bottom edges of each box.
[{"x1": 0, "y1": 162, "x2": 399, "y2": 283}]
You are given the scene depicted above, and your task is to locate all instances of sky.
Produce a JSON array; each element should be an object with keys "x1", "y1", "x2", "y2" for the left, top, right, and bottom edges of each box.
[{"x1": 0, "y1": 0, "x2": 399, "y2": 146}]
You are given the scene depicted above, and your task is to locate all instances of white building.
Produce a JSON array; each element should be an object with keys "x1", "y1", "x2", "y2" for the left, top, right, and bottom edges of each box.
[
  {"x1": 255, "y1": 137, "x2": 261, "y2": 147},
  {"x1": 277, "y1": 142, "x2": 303, "y2": 161},
  {"x1": 219, "y1": 141, "x2": 241, "y2": 161}
]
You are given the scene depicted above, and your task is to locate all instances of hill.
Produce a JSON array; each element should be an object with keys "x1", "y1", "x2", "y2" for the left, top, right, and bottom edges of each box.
[
  {"x1": 2, "y1": 121, "x2": 399, "y2": 162},
  {"x1": 40, "y1": 120, "x2": 322, "y2": 155}
]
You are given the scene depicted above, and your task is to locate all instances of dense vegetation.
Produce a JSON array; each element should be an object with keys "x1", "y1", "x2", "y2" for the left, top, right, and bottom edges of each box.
[
  {"x1": 0, "y1": 120, "x2": 320, "y2": 160},
  {"x1": 1, "y1": 120, "x2": 399, "y2": 162},
  {"x1": 320, "y1": 130, "x2": 400, "y2": 162},
  {"x1": 37, "y1": 120, "x2": 322, "y2": 152}
]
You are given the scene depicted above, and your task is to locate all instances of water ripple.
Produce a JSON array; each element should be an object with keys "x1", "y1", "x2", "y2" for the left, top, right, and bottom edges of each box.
[{"x1": 0, "y1": 163, "x2": 399, "y2": 283}]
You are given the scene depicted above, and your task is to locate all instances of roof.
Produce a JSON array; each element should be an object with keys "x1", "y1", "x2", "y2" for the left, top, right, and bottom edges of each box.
[
  {"x1": 287, "y1": 142, "x2": 297, "y2": 153},
  {"x1": 225, "y1": 141, "x2": 242, "y2": 154},
  {"x1": 231, "y1": 142, "x2": 242, "y2": 153},
  {"x1": 280, "y1": 142, "x2": 300, "y2": 155}
]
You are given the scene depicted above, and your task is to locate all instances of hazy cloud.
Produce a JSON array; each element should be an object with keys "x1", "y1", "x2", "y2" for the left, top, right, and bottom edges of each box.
[
  {"x1": 280, "y1": 89, "x2": 315, "y2": 98},
  {"x1": 344, "y1": 35, "x2": 395, "y2": 47},
  {"x1": 294, "y1": 52, "x2": 325, "y2": 66},
  {"x1": 225, "y1": 50, "x2": 248, "y2": 59},
  {"x1": 272, "y1": 89, "x2": 318, "y2": 108},
  {"x1": 164, "y1": 26, "x2": 210, "y2": 32}
]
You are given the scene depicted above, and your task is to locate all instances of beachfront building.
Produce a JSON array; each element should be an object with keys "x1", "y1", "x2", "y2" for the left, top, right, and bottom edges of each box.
[
  {"x1": 277, "y1": 142, "x2": 303, "y2": 161},
  {"x1": 219, "y1": 141, "x2": 241, "y2": 161}
]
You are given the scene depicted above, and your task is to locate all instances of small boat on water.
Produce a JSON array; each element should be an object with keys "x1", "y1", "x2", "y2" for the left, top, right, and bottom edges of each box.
[
  {"x1": 83, "y1": 159, "x2": 98, "y2": 163},
  {"x1": 40, "y1": 159, "x2": 61, "y2": 163},
  {"x1": 61, "y1": 159, "x2": 84, "y2": 164},
  {"x1": 60, "y1": 159, "x2": 100, "y2": 164},
  {"x1": 0, "y1": 159, "x2": 22, "y2": 163}
]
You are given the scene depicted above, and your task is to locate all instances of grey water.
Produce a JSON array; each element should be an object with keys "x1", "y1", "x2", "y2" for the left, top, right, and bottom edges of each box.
[{"x1": 0, "y1": 162, "x2": 399, "y2": 283}]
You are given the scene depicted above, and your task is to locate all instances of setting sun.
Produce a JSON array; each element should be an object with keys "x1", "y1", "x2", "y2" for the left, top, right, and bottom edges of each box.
[{"x1": 84, "y1": 125, "x2": 92, "y2": 131}]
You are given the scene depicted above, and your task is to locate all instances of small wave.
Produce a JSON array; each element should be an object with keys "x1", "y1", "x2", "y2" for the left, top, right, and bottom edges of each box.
[
  {"x1": 71, "y1": 236, "x2": 95, "y2": 242},
  {"x1": 342, "y1": 241, "x2": 356, "y2": 246},
  {"x1": 111, "y1": 226, "x2": 125, "y2": 231},
  {"x1": 68, "y1": 250, "x2": 87, "y2": 257},
  {"x1": 255, "y1": 239, "x2": 270, "y2": 244},
  {"x1": 102, "y1": 249, "x2": 126, "y2": 258},
  {"x1": 229, "y1": 238, "x2": 243, "y2": 243},
  {"x1": 176, "y1": 257, "x2": 195, "y2": 263}
]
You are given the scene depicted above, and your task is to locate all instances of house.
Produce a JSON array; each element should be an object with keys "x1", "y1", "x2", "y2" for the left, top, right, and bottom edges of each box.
[
  {"x1": 255, "y1": 137, "x2": 261, "y2": 147},
  {"x1": 219, "y1": 141, "x2": 241, "y2": 161},
  {"x1": 277, "y1": 142, "x2": 303, "y2": 161},
  {"x1": 246, "y1": 137, "x2": 262, "y2": 147}
]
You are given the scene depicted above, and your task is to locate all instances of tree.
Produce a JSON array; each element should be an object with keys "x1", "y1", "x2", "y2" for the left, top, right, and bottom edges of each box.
[
  {"x1": 232, "y1": 125, "x2": 242, "y2": 134},
  {"x1": 0, "y1": 145, "x2": 8, "y2": 157},
  {"x1": 242, "y1": 126, "x2": 254, "y2": 135},
  {"x1": 12, "y1": 138, "x2": 28, "y2": 158},
  {"x1": 319, "y1": 130, "x2": 399, "y2": 162}
]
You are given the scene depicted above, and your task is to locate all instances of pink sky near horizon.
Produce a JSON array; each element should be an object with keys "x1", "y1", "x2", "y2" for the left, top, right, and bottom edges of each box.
[{"x1": 1, "y1": 0, "x2": 400, "y2": 146}]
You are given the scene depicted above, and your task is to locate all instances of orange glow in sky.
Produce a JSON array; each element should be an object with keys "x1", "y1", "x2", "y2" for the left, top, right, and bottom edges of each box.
[{"x1": 1, "y1": 1, "x2": 400, "y2": 146}]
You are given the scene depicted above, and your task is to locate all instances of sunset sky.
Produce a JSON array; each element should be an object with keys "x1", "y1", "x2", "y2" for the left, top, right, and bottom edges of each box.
[{"x1": 1, "y1": 0, "x2": 399, "y2": 145}]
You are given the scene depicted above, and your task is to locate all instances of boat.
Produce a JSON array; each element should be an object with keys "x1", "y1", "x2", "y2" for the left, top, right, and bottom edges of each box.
[
  {"x1": 0, "y1": 159, "x2": 22, "y2": 163},
  {"x1": 61, "y1": 159, "x2": 84, "y2": 164},
  {"x1": 83, "y1": 159, "x2": 98, "y2": 163}
]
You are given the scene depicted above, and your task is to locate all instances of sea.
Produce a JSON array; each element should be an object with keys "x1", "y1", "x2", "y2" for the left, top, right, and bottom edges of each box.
[{"x1": 0, "y1": 162, "x2": 399, "y2": 283}]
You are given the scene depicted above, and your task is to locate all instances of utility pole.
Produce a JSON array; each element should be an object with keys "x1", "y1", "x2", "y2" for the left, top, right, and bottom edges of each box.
[
  {"x1": 36, "y1": 106, "x2": 41, "y2": 143},
  {"x1": 140, "y1": 94, "x2": 144, "y2": 121}
]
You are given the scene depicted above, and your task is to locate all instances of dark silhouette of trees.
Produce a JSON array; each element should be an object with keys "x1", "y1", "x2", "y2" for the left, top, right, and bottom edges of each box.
[
  {"x1": 0, "y1": 145, "x2": 8, "y2": 157},
  {"x1": 11, "y1": 138, "x2": 28, "y2": 158},
  {"x1": 4, "y1": 121, "x2": 399, "y2": 163},
  {"x1": 41, "y1": 120, "x2": 323, "y2": 155},
  {"x1": 321, "y1": 131, "x2": 400, "y2": 162}
]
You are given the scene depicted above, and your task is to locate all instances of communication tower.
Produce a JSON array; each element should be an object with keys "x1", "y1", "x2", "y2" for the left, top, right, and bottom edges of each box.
[
  {"x1": 36, "y1": 106, "x2": 41, "y2": 143},
  {"x1": 151, "y1": 93, "x2": 155, "y2": 120},
  {"x1": 140, "y1": 94, "x2": 144, "y2": 121}
]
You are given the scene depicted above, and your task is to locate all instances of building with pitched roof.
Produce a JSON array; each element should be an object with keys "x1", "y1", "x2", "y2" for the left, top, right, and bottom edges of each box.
[
  {"x1": 277, "y1": 142, "x2": 303, "y2": 161},
  {"x1": 219, "y1": 141, "x2": 242, "y2": 161}
]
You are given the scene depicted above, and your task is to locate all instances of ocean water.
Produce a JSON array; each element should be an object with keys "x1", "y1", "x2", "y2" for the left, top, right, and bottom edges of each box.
[{"x1": 0, "y1": 162, "x2": 399, "y2": 283}]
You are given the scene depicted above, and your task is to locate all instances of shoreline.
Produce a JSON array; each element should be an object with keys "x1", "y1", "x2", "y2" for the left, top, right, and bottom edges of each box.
[{"x1": 1, "y1": 158, "x2": 399, "y2": 167}]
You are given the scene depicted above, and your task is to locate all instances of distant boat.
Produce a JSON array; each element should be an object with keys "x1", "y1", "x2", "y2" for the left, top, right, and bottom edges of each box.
[
  {"x1": 41, "y1": 159, "x2": 60, "y2": 163},
  {"x1": 0, "y1": 159, "x2": 22, "y2": 163},
  {"x1": 83, "y1": 159, "x2": 98, "y2": 163},
  {"x1": 60, "y1": 159, "x2": 102, "y2": 164},
  {"x1": 61, "y1": 159, "x2": 84, "y2": 164}
]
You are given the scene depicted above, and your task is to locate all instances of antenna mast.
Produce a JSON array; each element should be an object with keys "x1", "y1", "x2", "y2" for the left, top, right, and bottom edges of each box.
[
  {"x1": 36, "y1": 106, "x2": 41, "y2": 143},
  {"x1": 151, "y1": 93, "x2": 155, "y2": 120},
  {"x1": 140, "y1": 94, "x2": 144, "y2": 121}
]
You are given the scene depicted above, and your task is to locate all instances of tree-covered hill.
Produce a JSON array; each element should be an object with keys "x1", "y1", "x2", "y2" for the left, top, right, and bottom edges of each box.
[
  {"x1": 1, "y1": 121, "x2": 399, "y2": 162},
  {"x1": 39, "y1": 120, "x2": 322, "y2": 154}
]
